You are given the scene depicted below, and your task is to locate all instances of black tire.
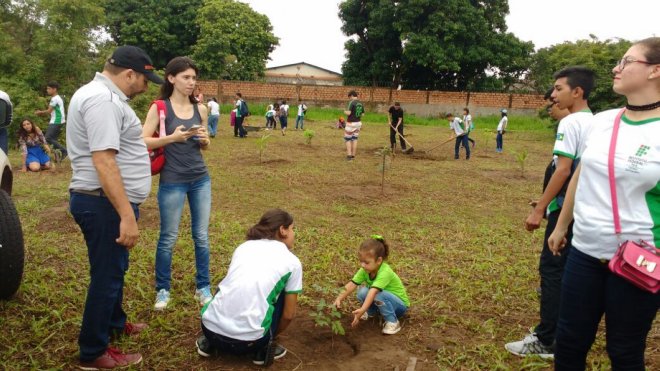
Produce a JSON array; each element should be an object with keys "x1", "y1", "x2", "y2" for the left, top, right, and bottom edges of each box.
[{"x1": 0, "y1": 189, "x2": 24, "y2": 299}]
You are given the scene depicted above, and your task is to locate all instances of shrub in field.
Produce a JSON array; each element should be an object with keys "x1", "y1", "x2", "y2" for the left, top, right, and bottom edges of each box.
[
  {"x1": 303, "y1": 129, "x2": 315, "y2": 145},
  {"x1": 309, "y1": 284, "x2": 345, "y2": 336},
  {"x1": 514, "y1": 149, "x2": 529, "y2": 177},
  {"x1": 376, "y1": 146, "x2": 393, "y2": 193},
  {"x1": 255, "y1": 132, "x2": 271, "y2": 163}
]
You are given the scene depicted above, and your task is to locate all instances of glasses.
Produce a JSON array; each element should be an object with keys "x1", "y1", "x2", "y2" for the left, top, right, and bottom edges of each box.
[{"x1": 617, "y1": 57, "x2": 655, "y2": 71}]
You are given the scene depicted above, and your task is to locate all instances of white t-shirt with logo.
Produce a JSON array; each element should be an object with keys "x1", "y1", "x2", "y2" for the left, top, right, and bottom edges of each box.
[
  {"x1": 572, "y1": 109, "x2": 660, "y2": 260},
  {"x1": 50, "y1": 94, "x2": 66, "y2": 124},
  {"x1": 201, "y1": 239, "x2": 303, "y2": 341},
  {"x1": 208, "y1": 101, "x2": 220, "y2": 116}
]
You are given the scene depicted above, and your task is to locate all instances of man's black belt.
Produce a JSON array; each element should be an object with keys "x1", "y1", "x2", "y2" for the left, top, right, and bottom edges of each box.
[{"x1": 70, "y1": 188, "x2": 106, "y2": 197}]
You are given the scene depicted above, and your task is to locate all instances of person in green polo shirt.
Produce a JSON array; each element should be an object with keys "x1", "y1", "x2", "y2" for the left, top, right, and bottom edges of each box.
[{"x1": 334, "y1": 235, "x2": 409, "y2": 335}]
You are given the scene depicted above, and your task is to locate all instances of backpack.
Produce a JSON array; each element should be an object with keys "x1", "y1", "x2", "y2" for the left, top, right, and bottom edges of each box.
[
  {"x1": 149, "y1": 100, "x2": 167, "y2": 175},
  {"x1": 239, "y1": 100, "x2": 249, "y2": 116}
]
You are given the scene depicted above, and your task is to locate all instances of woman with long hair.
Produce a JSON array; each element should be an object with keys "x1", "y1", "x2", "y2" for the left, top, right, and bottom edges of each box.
[
  {"x1": 142, "y1": 56, "x2": 212, "y2": 311},
  {"x1": 17, "y1": 117, "x2": 52, "y2": 171},
  {"x1": 548, "y1": 37, "x2": 659, "y2": 370}
]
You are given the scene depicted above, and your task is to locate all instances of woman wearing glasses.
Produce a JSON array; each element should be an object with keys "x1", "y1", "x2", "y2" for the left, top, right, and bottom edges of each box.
[{"x1": 548, "y1": 37, "x2": 659, "y2": 370}]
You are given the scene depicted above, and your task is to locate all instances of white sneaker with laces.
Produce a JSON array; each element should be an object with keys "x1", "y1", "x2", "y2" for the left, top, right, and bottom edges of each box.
[
  {"x1": 505, "y1": 332, "x2": 554, "y2": 359},
  {"x1": 154, "y1": 289, "x2": 170, "y2": 311},
  {"x1": 194, "y1": 286, "x2": 213, "y2": 306},
  {"x1": 382, "y1": 321, "x2": 401, "y2": 335}
]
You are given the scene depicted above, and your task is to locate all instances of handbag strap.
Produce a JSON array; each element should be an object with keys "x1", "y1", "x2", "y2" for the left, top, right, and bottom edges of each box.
[
  {"x1": 607, "y1": 108, "x2": 627, "y2": 234},
  {"x1": 152, "y1": 100, "x2": 166, "y2": 138}
]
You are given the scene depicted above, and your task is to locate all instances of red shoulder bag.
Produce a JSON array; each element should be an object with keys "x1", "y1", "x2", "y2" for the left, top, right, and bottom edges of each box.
[{"x1": 149, "y1": 100, "x2": 166, "y2": 175}]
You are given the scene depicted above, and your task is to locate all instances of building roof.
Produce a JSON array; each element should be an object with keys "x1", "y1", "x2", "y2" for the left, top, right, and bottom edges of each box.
[{"x1": 265, "y1": 62, "x2": 342, "y2": 77}]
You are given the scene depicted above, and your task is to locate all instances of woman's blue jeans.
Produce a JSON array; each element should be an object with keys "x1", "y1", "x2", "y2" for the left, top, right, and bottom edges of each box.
[
  {"x1": 155, "y1": 175, "x2": 211, "y2": 291},
  {"x1": 555, "y1": 248, "x2": 659, "y2": 370},
  {"x1": 356, "y1": 286, "x2": 407, "y2": 323}
]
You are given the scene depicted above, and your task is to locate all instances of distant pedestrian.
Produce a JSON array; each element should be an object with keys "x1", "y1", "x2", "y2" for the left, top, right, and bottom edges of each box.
[
  {"x1": 234, "y1": 93, "x2": 248, "y2": 138},
  {"x1": 295, "y1": 101, "x2": 307, "y2": 130},
  {"x1": 343, "y1": 90, "x2": 364, "y2": 160},
  {"x1": 265, "y1": 104, "x2": 276, "y2": 129},
  {"x1": 0, "y1": 90, "x2": 12, "y2": 154},
  {"x1": 496, "y1": 109, "x2": 508, "y2": 153},
  {"x1": 35, "y1": 81, "x2": 67, "y2": 160},
  {"x1": 279, "y1": 100, "x2": 289, "y2": 135},
  {"x1": 447, "y1": 113, "x2": 470, "y2": 160},
  {"x1": 207, "y1": 98, "x2": 219, "y2": 138},
  {"x1": 388, "y1": 102, "x2": 406, "y2": 152},
  {"x1": 463, "y1": 108, "x2": 476, "y2": 148}
]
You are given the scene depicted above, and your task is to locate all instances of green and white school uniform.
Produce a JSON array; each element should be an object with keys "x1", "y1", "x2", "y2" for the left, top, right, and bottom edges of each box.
[
  {"x1": 547, "y1": 110, "x2": 593, "y2": 214},
  {"x1": 351, "y1": 262, "x2": 410, "y2": 307},
  {"x1": 201, "y1": 239, "x2": 303, "y2": 341},
  {"x1": 572, "y1": 109, "x2": 660, "y2": 260},
  {"x1": 49, "y1": 95, "x2": 65, "y2": 124}
]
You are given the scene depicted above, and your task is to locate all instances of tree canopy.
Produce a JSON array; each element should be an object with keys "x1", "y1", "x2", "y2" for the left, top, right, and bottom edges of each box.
[
  {"x1": 526, "y1": 37, "x2": 632, "y2": 112},
  {"x1": 192, "y1": 0, "x2": 278, "y2": 80},
  {"x1": 339, "y1": 0, "x2": 534, "y2": 91}
]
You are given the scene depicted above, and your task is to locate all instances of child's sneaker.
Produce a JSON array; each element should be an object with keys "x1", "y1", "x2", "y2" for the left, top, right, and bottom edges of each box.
[
  {"x1": 195, "y1": 286, "x2": 213, "y2": 306},
  {"x1": 252, "y1": 343, "x2": 287, "y2": 365},
  {"x1": 382, "y1": 321, "x2": 401, "y2": 335},
  {"x1": 154, "y1": 289, "x2": 170, "y2": 311},
  {"x1": 196, "y1": 335, "x2": 214, "y2": 358},
  {"x1": 79, "y1": 347, "x2": 142, "y2": 370}
]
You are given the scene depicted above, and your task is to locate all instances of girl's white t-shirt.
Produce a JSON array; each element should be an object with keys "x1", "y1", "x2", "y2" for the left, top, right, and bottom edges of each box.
[
  {"x1": 572, "y1": 109, "x2": 660, "y2": 260},
  {"x1": 201, "y1": 239, "x2": 303, "y2": 340}
]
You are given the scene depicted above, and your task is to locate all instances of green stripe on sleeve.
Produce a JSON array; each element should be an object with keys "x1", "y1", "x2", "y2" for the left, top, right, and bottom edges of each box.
[
  {"x1": 645, "y1": 181, "x2": 660, "y2": 246},
  {"x1": 553, "y1": 150, "x2": 576, "y2": 160}
]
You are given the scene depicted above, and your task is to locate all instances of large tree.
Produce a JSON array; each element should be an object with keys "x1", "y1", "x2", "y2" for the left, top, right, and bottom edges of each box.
[
  {"x1": 339, "y1": 0, "x2": 533, "y2": 91},
  {"x1": 192, "y1": 0, "x2": 278, "y2": 81},
  {"x1": 526, "y1": 37, "x2": 632, "y2": 112},
  {"x1": 103, "y1": 0, "x2": 202, "y2": 69}
]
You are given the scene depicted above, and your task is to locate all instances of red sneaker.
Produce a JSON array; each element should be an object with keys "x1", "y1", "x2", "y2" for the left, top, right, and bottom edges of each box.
[
  {"x1": 79, "y1": 347, "x2": 142, "y2": 370},
  {"x1": 123, "y1": 322, "x2": 147, "y2": 336}
]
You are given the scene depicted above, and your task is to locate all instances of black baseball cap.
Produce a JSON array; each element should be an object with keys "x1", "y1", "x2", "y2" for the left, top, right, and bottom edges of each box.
[{"x1": 108, "y1": 45, "x2": 164, "y2": 84}]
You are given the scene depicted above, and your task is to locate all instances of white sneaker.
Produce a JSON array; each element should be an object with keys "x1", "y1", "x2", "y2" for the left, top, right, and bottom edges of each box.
[
  {"x1": 382, "y1": 321, "x2": 401, "y2": 335},
  {"x1": 505, "y1": 332, "x2": 554, "y2": 359},
  {"x1": 154, "y1": 289, "x2": 170, "y2": 310},
  {"x1": 194, "y1": 286, "x2": 213, "y2": 306}
]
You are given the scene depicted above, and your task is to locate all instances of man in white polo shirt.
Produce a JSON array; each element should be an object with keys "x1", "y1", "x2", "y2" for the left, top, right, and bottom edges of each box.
[{"x1": 68, "y1": 45, "x2": 163, "y2": 370}]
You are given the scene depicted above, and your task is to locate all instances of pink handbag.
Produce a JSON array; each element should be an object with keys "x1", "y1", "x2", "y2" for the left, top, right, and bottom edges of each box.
[{"x1": 606, "y1": 109, "x2": 660, "y2": 293}]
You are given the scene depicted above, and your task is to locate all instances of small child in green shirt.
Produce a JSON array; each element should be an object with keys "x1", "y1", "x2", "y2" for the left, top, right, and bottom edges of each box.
[{"x1": 333, "y1": 235, "x2": 409, "y2": 335}]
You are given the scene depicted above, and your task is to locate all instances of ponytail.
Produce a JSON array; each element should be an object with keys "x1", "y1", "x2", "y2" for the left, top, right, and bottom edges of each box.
[
  {"x1": 359, "y1": 235, "x2": 390, "y2": 260},
  {"x1": 246, "y1": 209, "x2": 294, "y2": 240}
]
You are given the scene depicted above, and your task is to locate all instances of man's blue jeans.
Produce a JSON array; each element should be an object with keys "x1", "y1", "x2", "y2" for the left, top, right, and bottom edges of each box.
[
  {"x1": 454, "y1": 135, "x2": 470, "y2": 159},
  {"x1": 70, "y1": 192, "x2": 139, "y2": 361},
  {"x1": 295, "y1": 115, "x2": 304, "y2": 129},
  {"x1": 155, "y1": 175, "x2": 211, "y2": 292},
  {"x1": 555, "y1": 248, "x2": 659, "y2": 370},
  {"x1": 356, "y1": 286, "x2": 407, "y2": 323},
  {"x1": 208, "y1": 114, "x2": 219, "y2": 137}
]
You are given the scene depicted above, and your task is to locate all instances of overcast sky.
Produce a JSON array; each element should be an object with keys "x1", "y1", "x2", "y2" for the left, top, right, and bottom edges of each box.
[{"x1": 241, "y1": 0, "x2": 659, "y2": 74}]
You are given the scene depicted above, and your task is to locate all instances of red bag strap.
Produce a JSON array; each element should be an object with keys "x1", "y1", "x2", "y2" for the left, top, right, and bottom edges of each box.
[
  {"x1": 152, "y1": 100, "x2": 166, "y2": 138},
  {"x1": 607, "y1": 108, "x2": 627, "y2": 234}
]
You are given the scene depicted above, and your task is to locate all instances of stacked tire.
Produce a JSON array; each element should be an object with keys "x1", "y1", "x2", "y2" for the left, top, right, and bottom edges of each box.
[{"x1": 0, "y1": 188, "x2": 24, "y2": 299}]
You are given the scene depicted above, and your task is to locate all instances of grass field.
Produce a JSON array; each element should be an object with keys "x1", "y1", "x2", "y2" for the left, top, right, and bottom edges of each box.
[{"x1": 0, "y1": 114, "x2": 658, "y2": 370}]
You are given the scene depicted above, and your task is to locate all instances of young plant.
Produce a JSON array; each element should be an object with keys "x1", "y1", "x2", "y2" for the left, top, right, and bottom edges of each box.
[
  {"x1": 376, "y1": 146, "x2": 393, "y2": 194},
  {"x1": 303, "y1": 129, "x2": 315, "y2": 145},
  {"x1": 514, "y1": 149, "x2": 529, "y2": 177},
  {"x1": 309, "y1": 284, "x2": 345, "y2": 336},
  {"x1": 255, "y1": 132, "x2": 271, "y2": 163}
]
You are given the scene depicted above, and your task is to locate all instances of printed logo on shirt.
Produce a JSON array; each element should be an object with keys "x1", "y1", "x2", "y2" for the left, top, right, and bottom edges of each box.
[
  {"x1": 556, "y1": 133, "x2": 564, "y2": 141},
  {"x1": 625, "y1": 144, "x2": 651, "y2": 174}
]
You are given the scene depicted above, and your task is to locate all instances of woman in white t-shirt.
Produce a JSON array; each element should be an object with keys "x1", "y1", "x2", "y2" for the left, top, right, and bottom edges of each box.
[
  {"x1": 196, "y1": 209, "x2": 302, "y2": 366},
  {"x1": 548, "y1": 37, "x2": 659, "y2": 370}
]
